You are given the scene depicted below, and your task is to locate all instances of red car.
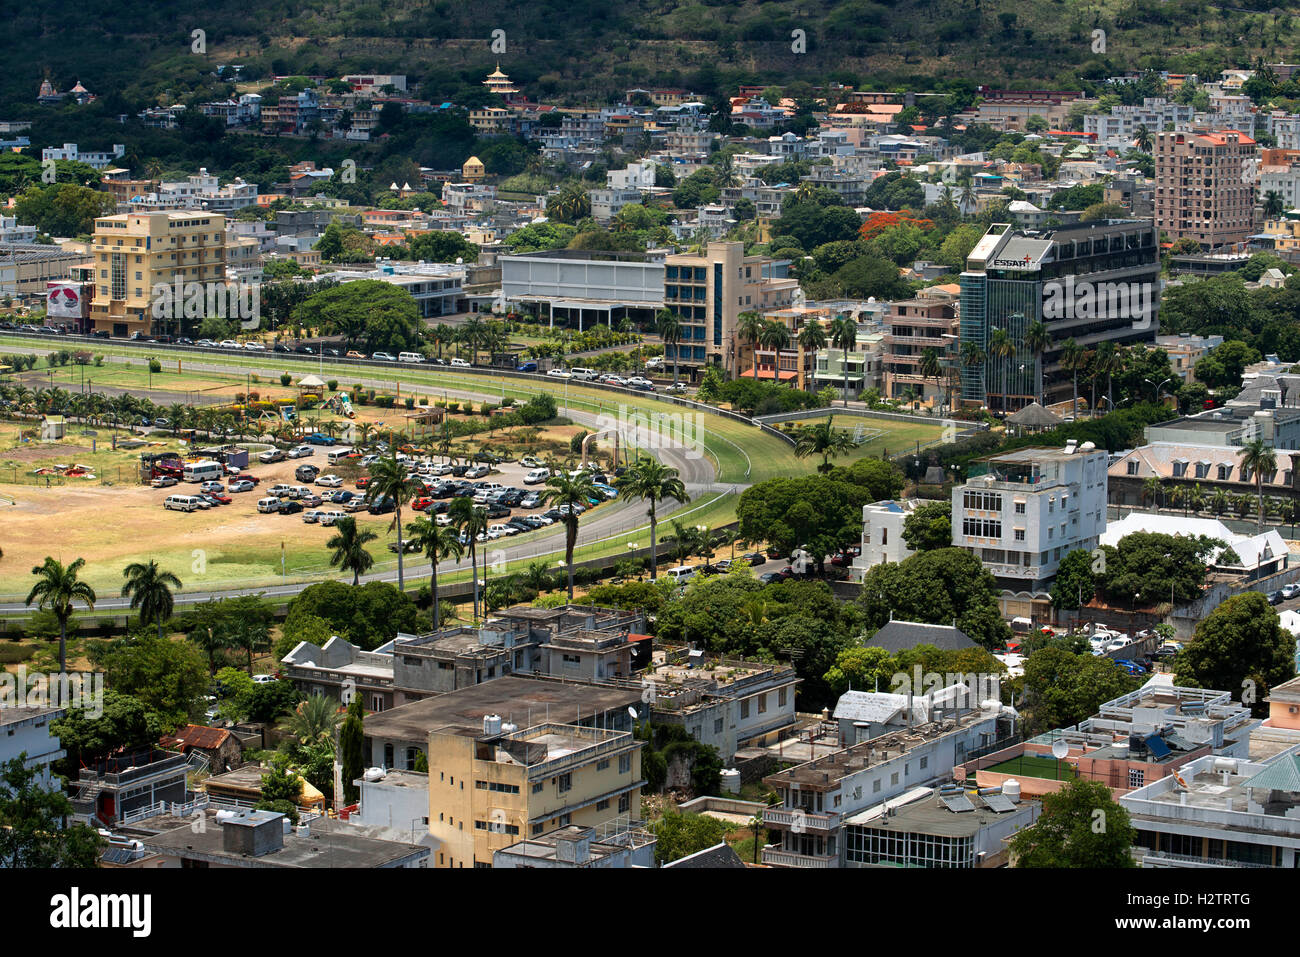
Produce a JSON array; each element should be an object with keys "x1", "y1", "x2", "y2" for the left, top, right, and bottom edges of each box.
[
  {"x1": 413, "y1": 496, "x2": 435, "y2": 511},
  {"x1": 234, "y1": 473, "x2": 260, "y2": 485},
  {"x1": 205, "y1": 492, "x2": 233, "y2": 505},
  {"x1": 356, "y1": 477, "x2": 371, "y2": 489}
]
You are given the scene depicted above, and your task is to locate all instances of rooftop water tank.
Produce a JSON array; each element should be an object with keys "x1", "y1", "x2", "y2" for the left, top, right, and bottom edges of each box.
[
  {"x1": 364, "y1": 767, "x2": 386, "y2": 782},
  {"x1": 1002, "y1": 778, "x2": 1021, "y2": 802},
  {"x1": 483, "y1": 713, "x2": 503, "y2": 736},
  {"x1": 720, "y1": 769, "x2": 741, "y2": 794}
]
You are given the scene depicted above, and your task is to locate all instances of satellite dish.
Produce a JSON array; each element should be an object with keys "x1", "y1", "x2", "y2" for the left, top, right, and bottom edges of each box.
[
  {"x1": 1051, "y1": 739, "x2": 1069, "y2": 760},
  {"x1": 627, "y1": 707, "x2": 638, "y2": 720}
]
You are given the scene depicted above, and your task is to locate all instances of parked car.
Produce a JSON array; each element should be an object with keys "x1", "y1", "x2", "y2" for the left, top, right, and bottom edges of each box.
[
  {"x1": 516, "y1": 361, "x2": 539, "y2": 373},
  {"x1": 318, "y1": 510, "x2": 347, "y2": 526},
  {"x1": 316, "y1": 474, "x2": 343, "y2": 487},
  {"x1": 199, "y1": 480, "x2": 225, "y2": 494},
  {"x1": 258, "y1": 448, "x2": 286, "y2": 464},
  {"x1": 1268, "y1": 590, "x2": 1284, "y2": 605},
  {"x1": 151, "y1": 475, "x2": 178, "y2": 488},
  {"x1": 228, "y1": 479, "x2": 255, "y2": 493},
  {"x1": 295, "y1": 464, "x2": 320, "y2": 483},
  {"x1": 345, "y1": 351, "x2": 366, "y2": 359},
  {"x1": 288, "y1": 445, "x2": 314, "y2": 459},
  {"x1": 302, "y1": 509, "x2": 325, "y2": 524},
  {"x1": 450, "y1": 357, "x2": 471, "y2": 368},
  {"x1": 233, "y1": 473, "x2": 260, "y2": 485},
  {"x1": 277, "y1": 500, "x2": 304, "y2": 514},
  {"x1": 464, "y1": 465, "x2": 491, "y2": 479},
  {"x1": 1283, "y1": 583, "x2": 1300, "y2": 600},
  {"x1": 371, "y1": 351, "x2": 397, "y2": 362},
  {"x1": 330, "y1": 490, "x2": 355, "y2": 504},
  {"x1": 306, "y1": 433, "x2": 336, "y2": 446},
  {"x1": 546, "y1": 368, "x2": 572, "y2": 379}
]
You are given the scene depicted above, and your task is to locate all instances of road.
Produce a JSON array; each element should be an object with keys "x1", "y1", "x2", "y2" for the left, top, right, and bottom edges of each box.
[{"x1": 0, "y1": 337, "x2": 735, "y2": 611}]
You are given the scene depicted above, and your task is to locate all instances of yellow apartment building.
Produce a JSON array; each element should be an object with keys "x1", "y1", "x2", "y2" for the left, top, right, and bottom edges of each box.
[
  {"x1": 89, "y1": 211, "x2": 228, "y2": 337},
  {"x1": 427, "y1": 719, "x2": 643, "y2": 869}
]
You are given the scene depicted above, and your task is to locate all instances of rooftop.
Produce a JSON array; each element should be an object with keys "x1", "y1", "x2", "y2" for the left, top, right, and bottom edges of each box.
[{"x1": 844, "y1": 786, "x2": 1037, "y2": 838}]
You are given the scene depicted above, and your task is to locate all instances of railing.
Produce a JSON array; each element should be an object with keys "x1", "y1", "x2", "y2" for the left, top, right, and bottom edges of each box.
[
  {"x1": 1138, "y1": 850, "x2": 1272, "y2": 869},
  {"x1": 763, "y1": 808, "x2": 840, "y2": 832},
  {"x1": 761, "y1": 847, "x2": 836, "y2": 868}
]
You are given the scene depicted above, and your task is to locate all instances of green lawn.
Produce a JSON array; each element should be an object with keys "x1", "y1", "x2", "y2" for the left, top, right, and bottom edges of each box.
[{"x1": 983, "y1": 754, "x2": 1077, "y2": 781}]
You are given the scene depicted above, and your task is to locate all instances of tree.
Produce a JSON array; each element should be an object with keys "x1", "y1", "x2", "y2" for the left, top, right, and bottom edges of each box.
[
  {"x1": 736, "y1": 310, "x2": 766, "y2": 377},
  {"x1": 793, "y1": 417, "x2": 858, "y2": 473},
  {"x1": 285, "y1": 694, "x2": 342, "y2": 749},
  {"x1": 1175, "y1": 592, "x2": 1295, "y2": 716},
  {"x1": 406, "y1": 516, "x2": 464, "y2": 630},
  {"x1": 326, "y1": 516, "x2": 378, "y2": 585},
  {"x1": 49, "y1": 691, "x2": 165, "y2": 777},
  {"x1": 901, "y1": 501, "x2": 952, "y2": 552},
  {"x1": 284, "y1": 580, "x2": 419, "y2": 651},
  {"x1": 656, "y1": 308, "x2": 683, "y2": 386},
  {"x1": 364, "y1": 449, "x2": 424, "y2": 591},
  {"x1": 294, "y1": 281, "x2": 422, "y2": 353},
  {"x1": 1238, "y1": 438, "x2": 1277, "y2": 532},
  {"x1": 121, "y1": 560, "x2": 183, "y2": 640},
  {"x1": 1264, "y1": 189, "x2": 1285, "y2": 219},
  {"x1": 1059, "y1": 338, "x2": 1085, "y2": 418},
  {"x1": 858, "y1": 549, "x2": 1011, "y2": 649},
  {"x1": 648, "y1": 809, "x2": 733, "y2": 865},
  {"x1": 616, "y1": 457, "x2": 690, "y2": 581},
  {"x1": 1008, "y1": 779, "x2": 1136, "y2": 868},
  {"x1": 340, "y1": 695, "x2": 365, "y2": 804},
  {"x1": 1049, "y1": 548, "x2": 1097, "y2": 611},
  {"x1": 1023, "y1": 321, "x2": 1052, "y2": 406},
  {"x1": 796, "y1": 318, "x2": 828, "y2": 390},
  {"x1": 542, "y1": 471, "x2": 597, "y2": 598},
  {"x1": 25, "y1": 556, "x2": 96, "y2": 673},
  {"x1": 737, "y1": 475, "x2": 874, "y2": 577},
  {"x1": 95, "y1": 632, "x2": 209, "y2": 729},
  {"x1": 1020, "y1": 646, "x2": 1140, "y2": 734},
  {"x1": 830, "y1": 315, "x2": 858, "y2": 406},
  {"x1": 1095, "y1": 532, "x2": 1220, "y2": 606},
  {"x1": 449, "y1": 497, "x2": 489, "y2": 619},
  {"x1": 0, "y1": 757, "x2": 104, "y2": 868},
  {"x1": 823, "y1": 645, "x2": 896, "y2": 696},
  {"x1": 12, "y1": 183, "x2": 115, "y2": 237}
]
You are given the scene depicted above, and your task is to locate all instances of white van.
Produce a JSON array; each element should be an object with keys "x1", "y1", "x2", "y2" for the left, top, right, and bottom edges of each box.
[
  {"x1": 568, "y1": 367, "x2": 598, "y2": 381},
  {"x1": 662, "y1": 565, "x2": 696, "y2": 584},
  {"x1": 164, "y1": 494, "x2": 203, "y2": 512},
  {"x1": 524, "y1": 467, "x2": 550, "y2": 484},
  {"x1": 257, "y1": 497, "x2": 281, "y2": 514},
  {"x1": 327, "y1": 447, "x2": 355, "y2": 466},
  {"x1": 183, "y1": 460, "x2": 225, "y2": 483},
  {"x1": 398, "y1": 352, "x2": 425, "y2": 364}
]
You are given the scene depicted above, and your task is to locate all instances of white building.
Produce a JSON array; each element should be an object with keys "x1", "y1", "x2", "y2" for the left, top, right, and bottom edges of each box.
[
  {"x1": 41, "y1": 142, "x2": 125, "y2": 170},
  {"x1": 319, "y1": 260, "x2": 465, "y2": 318},
  {"x1": 851, "y1": 500, "x2": 917, "y2": 579},
  {"x1": 607, "y1": 159, "x2": 656, "y2": 191},
  {"x1": 0, "y1": 707, "x2": 67, "y2": 790},
  {"x1": 0, "y1": 216, "x2": 37, "y2": 244},
  {"x1": 951, "y1": 442, "x2": 1109, "y2": 589},
  {"x1": 1099, "y1": 511, "x2": 1288, "y2": 579}
]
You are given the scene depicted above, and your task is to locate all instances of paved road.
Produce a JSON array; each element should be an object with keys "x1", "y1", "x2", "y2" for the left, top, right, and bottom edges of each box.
[{"x1": 0, "y1": 342, "x2": 735, "y2": 610}]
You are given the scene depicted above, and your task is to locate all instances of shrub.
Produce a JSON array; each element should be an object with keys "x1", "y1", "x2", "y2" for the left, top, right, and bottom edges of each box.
[
  {"x1": 280, "y1": 373, "x2": 292, "y2": 387},
  {"x1": 327, "y1": 380, "x2": 338, "y2": 392},
  {"x1": 376, "y1": 395, "x2": 395, "y2": 409},
  {"x1": 404, "y1": 397, "x2": 415, "y2": 409},
  {"x1": 148, "y1": 357, "x2": 162, "y2": 374},
  {"x1": 446, "y1": 401, "x2": 460, "y2": 413},
  {"x1": 418, "y1": 396, "x2": 428, "y2": 406},
  {"x1": 93, "y1": 355, "x2": 104, "y2": 366},
  {"x1": 73, "y1": 350, "x2": 92, "y2": 365}
]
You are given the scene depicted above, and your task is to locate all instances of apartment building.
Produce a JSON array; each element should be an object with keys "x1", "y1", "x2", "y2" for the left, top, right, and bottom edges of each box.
[
  {"x1": 42, "y1": 142, "x2": 125, "y2": 170},
  {"x1": 0, "y1": 707, "x2": 67, "y2": 791},
  {"x1": 501, "y1": 247, "x2": 666, "y2": 330},
  {"x1": 88, "y1": 211, "x2": 228, "y2": 338},
  {"x1": 850, "y1": 500, "x2": 919, "y2": 579},
  {"x1": 427, "y1": 716, "x2": 643, "y2": 868},
  {"x1": 663, "y1": 241, "x2": 799, "y2": 377},
  {"x1": 1154, "y1": 128, "x2": 1257, "y2": 248},
  {"x1": 959, "y1": 220, "x2": 1160, "y2": 411},
  {"x1": 1083, "y1": 98, "x2": 1196, "y2": 148},
  {"x1": 881, "y1": 296, "x2": 959, "y2": 409},
  {"x1": 951, "y1": 443, "x2": 1109, "y2": 589},
  {"x1": 761, "y1": 687, "x2": 1016, "y2": 867}
]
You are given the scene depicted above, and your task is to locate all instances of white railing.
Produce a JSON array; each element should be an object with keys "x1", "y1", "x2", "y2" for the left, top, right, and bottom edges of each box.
[
  {"x1": 763, "y1": 808, "x2": 840, "y2": 832},
  {"x1": 761, "y1": 847, "x2": 836, "y2": 868}
]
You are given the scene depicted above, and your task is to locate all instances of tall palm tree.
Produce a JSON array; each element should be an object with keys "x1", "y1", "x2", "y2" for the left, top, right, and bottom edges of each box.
[
  {"x1": 286, "y1": 694, "x2": 343, "y2": 748},
  {"x1": 1023, "y1": 321, "x2": 1052, "y2": 407},
  {"x1": 796, "y1": 319, "x2": 827, "y2": 392},
  {"x1": 961, "y1": 341, "x2": 986, "y2": 406},
  {"x1": 1264, "y1": 189, "x2": 1285, "y2": 219},
  {"x1": 1092, "y1": 341, "x2": 1119, "y2": 415},
  {"x1": 735, "y1": 310, "x2": 766, "y2": 379},
  {"x1": 541, "y1": 471, "x2": 597, "y2": 599},
  {"x1": 449, "y1": 497, "x2": 489, "y2": 620},
  {"x1": 656, "y1": 308, "x2": 683, "y2": 386},
  {"x1": 759, "y1": 320, "x2": 792, "y2": 386},
  {"x1": 1238, "y1": 438, "x2": 1277, "y2": 531},
  {"x1": 406, "y1": 516, "x2": 464, "y2": 630},
  {"x1": 794, "y1": 417, "x2": 858, "y2": 473},
  {"x1": 326, "y1": 516, "x2": 378, "y2": 585},
  {"x1": 958, "y1": 177, "x2": 978, "y2": 214},
  {"x1": 616, "y1": 457, "x2": 690, "y2": 580},
  {"x1": 919, "y1": 346, "x2": 943, "y2": 408},
  {"x1": 25, "y1": 557, "x2": 96, "y2": 673},
  {"x1": 987, "y1": 327, "x2": 1017, "y2": 412},
  {"x1": 1059, "y1": 338, "x2": 1085, "y2": 418},
  {"x1": 121, "y1": 560, "x2": 183, "y2": 640},
  {"x1": 1134, "y1": 123, "x2": 1153, "y2": 153},
  {"x1": 830, "y1": 315, "x2": 858, "y2": 406},
  {"x1": 363, "y1": 450, "x2": 423, "y2": 591},
  {"x1": 1141, "y1": 475, "x2": 1163, "y2": 509}
]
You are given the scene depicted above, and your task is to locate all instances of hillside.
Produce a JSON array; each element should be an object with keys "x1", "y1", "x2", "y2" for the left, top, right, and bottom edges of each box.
[{"x1": 2, "y1": 0, "x2": 1295, "y2": 112}]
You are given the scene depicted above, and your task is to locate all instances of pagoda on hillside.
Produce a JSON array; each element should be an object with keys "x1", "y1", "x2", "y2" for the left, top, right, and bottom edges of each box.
[{"x1": 483, "y1": 63, "x2": 522, "y2": 104}]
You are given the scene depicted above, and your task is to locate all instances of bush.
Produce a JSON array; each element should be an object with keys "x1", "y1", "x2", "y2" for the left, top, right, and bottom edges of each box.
[
  {"x1": 446, "y1": 401, "x2": 460, "y2": 413},
  {"x1": 376, "y1": 395, "x2": 396, "y2": 409},
  {"x1": 93, "y1": 355, "x2": 104, "y2": 366},
  {"x1": 327, "y1": 380, "x2": 338, "y2": 392},
  {"x1": 280, "y1": 373, "x2": 292, "y2": 387},
  {"x1": 518, "y1": 393, "x2": 558, "y2": 424},
  {"x1": 148, "y1": 358, "x2": 162, "y2": 374},
  {"x1": 404, "y1": 397, "x2": 415, "y2": 409},
  {"x1": 418, "y1": 396, "x2": 428, "y2": 406}
]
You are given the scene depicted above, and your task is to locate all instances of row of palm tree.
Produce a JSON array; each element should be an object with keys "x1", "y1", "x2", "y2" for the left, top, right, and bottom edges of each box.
[
  {"x1": 1138, "y1": 439, "x2": 1279, "y2": 531},
  {"x1": 25, "y1": 558, "x2": 181, "y2": 671}
]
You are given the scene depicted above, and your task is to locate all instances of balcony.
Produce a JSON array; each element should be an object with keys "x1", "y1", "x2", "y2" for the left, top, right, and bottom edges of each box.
[
  {"x1": 762, "y1": 847, "x2": 837, "y2": 868},
  {"x1": 764, "y1": 807, "x2": 840, "y2": 832}
]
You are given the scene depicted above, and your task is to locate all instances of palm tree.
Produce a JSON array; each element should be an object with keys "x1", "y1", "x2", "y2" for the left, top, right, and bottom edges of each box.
[
  {"x1": 919, "y1": 347, "x2": 943, "y2": 408},
  {"x1": 1060, "y1": 338, "x2": 1085, "y2": 418},
  {"x1": 1264, "y1": 189, "x2": 1285, "y2": 219},
  {"x1": 460, "y1": 316, "x2": 486, "y2": 364},
  {"x1": 1210, "y1": 488, "x2": 1230, "y2": 517},
  {"x1": 987, "y1": 327, "x2": 1017, "y2": 411},
  {"x1": 1141, "y1": 475, "x2": 1163, "y2": 509},
  {"x1": 121, "y1": 560, "x2": 183, "y2": 640},
  {"x1": 961, "y1": 341, "x2": 985, "y2": 405},
  {"x1": 363, "y1": 450, "x2": 423, "y2": 591},
  {"x1": 541, "y1": 471, "x2": 597, "y2": 599},
  {"x1": 656, "y1": 308, "x2": 683, "y2": 386},
  {"x1": 958, "y1": 177, "x2": 978, "y2": 215},
  {"x1": 759, "y1": 320, "x2": 792, "y2": 386},
  {"x1": 449, "y1": 497, "x2": 489, "y2": 620},
  {"x1": 326, "y1": 516, "x2": 378, "y2": 585},
  {"x1": 286, "y1": 694, "x2": 342, "y2": 748},
  {"x1": 1092, "y1": 341, "x2": 1118, "y2": 415},
  {"x1": 1134, "y1": 123, "x2": 1153, "y2": 153},
  {"x1": 406, "y1": 516, "x2": 464, "y2": 630},
  {"x1": 616, "y1": 457, "x2": 690, "y2": 581},
  {"x1": 662, "y1": 519, "x2": 702, "y2": 566},
  {"x1": 736, "y1": 310, "x2": 766, "y2": 379},
  {"x1": 25, "y1": 557, "x2": 96, "y2": 673},
  {"x1": 830, "y1": 315, "x2": 857, "y2": 406},
  {"x1": 1238, "y1": 438, "x2": 1277, "y2": 531},
  {"x1": 796, "y1": 319, "x2": 827, "y2": 392},
  {"x1": 794, "y1": 417, "x2": 858, "y2": 473},
  {"x1": 1023, "y1": 321, "x2": 1052, "y2": 407}
]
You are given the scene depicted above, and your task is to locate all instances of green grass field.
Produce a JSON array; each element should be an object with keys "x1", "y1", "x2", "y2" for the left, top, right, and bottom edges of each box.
[{"x1": 983, "y1": 754, "x2": 1077, "y2": 781}]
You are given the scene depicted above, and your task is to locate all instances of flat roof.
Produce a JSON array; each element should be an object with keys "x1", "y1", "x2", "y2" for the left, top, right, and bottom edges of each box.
[
  {"x1": 363, "y1": 676, "x2": 640, "y2": 743},
  {"x1": 847, "y1": 789, "x2": 1035, "y2": 837}
]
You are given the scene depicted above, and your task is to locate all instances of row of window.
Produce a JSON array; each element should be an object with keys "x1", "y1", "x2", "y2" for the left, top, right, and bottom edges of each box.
[
  {"x1": 962, "y1": 518, "x2": 1002, "y2": 539},
  {"x1": 475, "y1": 780, "x2": 520, "y2": 793},
  {"x1": 962, "y1": 491, "x2": 1003, "y2": 511}
]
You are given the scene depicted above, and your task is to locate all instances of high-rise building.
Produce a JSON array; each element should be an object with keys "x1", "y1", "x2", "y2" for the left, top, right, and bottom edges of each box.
[
  {"x1": 1154, "y1": 128, "x2": 1257, "y2": 248},
  {"x1": 959, "y1": 219, "x2": 1160, "y2": 412},
  {"x1": 89, "y1": 211, "x2": 228, "y2": 338},
  {"x1": 881, "y1": 295, "x2": 959, "y2": 409}
]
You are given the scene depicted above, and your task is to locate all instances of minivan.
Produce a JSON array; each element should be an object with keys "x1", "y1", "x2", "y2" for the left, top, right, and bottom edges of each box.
[
  {"x1": 661, "y1": 565, "x2": 696, "y2": 584},
  {"x1": 257, "y1": 497, "x2": 281, "y2": 513},
  {"x1": 398, "y1": 352, "x2": 425, "y2": 364},
  {"x1": 164, "y1": 494, "x2": 204, "y2": 512},
  {"x1": 327, "y1": 447, "x2": 355, "y2": 466},
  {"x1": 524, "y1": 467, "x2": 550, "y2": 484},
  {"x1": 568, "y1": 367, "x2": 598, "y2": 380}
]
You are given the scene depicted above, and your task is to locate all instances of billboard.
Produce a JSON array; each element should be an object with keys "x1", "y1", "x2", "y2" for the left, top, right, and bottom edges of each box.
[{"x1": 46, "y1": 282, "x2": 87, "y2": 319}]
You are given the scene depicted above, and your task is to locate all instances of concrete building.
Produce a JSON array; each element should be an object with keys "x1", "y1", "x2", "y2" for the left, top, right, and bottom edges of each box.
[
  {"x1": 42, "y1": 142, "x2": 125, "y2": 169},
  {"x1": 959, "y1": 220, "x2": 1160, "y2": 411},
  {"x1": 69, "y1": 748, "x2": 191, "y2": 827},
  {"x1": 951, "y1": 443, "x2": 1109, "y2": 589},
  {"x1": 1122, "y1": 749, "x2": 1300, "y2": 867},
  {"x1": 881, "y1": 295, "x2": 959, "y2": 409},
  {"x1": 493, "y1": 821, "x2": 656, "y2": 868},
  {"x1": 88, "y1": 211, "x2": 228, "y2": 338},
  {"x1": 1154, "y1": 128, "x2": 1257, "y2": 248},
  {"x1": 850, "y1": 500, "x2": 918, "y2": 579},
  {"x1": 319, "y1": 260, "x2": 465, "y2": 318},
  {"x1": 0, "y1": 243, "x2": 92, "y2": 297},
  {"x1": 427, "y1": 716, "x2": 643, "y2": 868},
  {"x1": 501, "y1": 247, "x2": 666, "y2": 330},
  {"x1": 0, "y1": 707, "x2": 67, "y2": 791}
]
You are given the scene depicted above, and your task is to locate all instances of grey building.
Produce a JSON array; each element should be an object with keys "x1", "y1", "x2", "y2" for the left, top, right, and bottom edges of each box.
[{"x1": 493, "y1": 822, "x2": 657, "y2": 868}]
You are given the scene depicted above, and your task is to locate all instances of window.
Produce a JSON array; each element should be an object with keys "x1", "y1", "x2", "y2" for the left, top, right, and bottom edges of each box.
[
  {"x1": 758, "y1": 694, "x2": 767, "y2": 714},
  {"x1": 619, "y1": 753, "x2": 632, "y2": 774},
  {"x1": 873, "y1": 779, "x2": 881, "y2": 793},
  {"x1": 920, "y1": 756, "x2": 928, "y2": 770},
  {"x1": 618, "y1": 794, "x2": 630, "y2": 813},
  {"x1": 596, "y1": 799, "x2": 610, "y2": 811},
  {"x1": 1126, "y1": 461, "x2": 1139, "y2": 475},
  {"x1": 557, "y1": 773, "x2": 572, "y2": 793},
  {"x1": 1014, "y1": 528, "x2": 1025, "y2": 541},
  {"x1": 1128, "y1": 768, "x2": 1145, "y2": 788},
  {"x1": 532, "y1": 782, "x2": 544, "y2": 794},
  {"x1": 962, "y1": 491, "x2": 1003, "y2": 511},
  {"x1": 597, "y1": 759, "x2": 610, "y2": 771},
  {"x1": 714, "y1": 718, "x2": 724, "y2": 734},
  {"x1": 778, "y1": 687, "x2": 788, "y2": 708},
  {"x1": 740, "y1": 699, "x2": 750, "y2": 719},
  {"x1": 891, "y1": 772, "x2": 899, "y2": 786}
]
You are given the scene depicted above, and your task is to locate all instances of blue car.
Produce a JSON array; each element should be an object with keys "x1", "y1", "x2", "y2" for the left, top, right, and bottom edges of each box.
[
  {"x1": 306, "y1": 433, "x2": 337, "y2": 446},
  {"x1": 1114, "y1": 659, "x2": 1148, "y2": 676},
  {"x1": 516, "y1": 361, "x2": 538, "y2": 372}
]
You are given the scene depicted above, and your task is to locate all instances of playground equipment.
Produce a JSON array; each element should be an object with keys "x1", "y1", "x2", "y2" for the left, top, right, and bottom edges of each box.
[
  {"x1": 279, "y1": 405, "x2": 297, "y2": 422},
  {"x1": 324, "y1": 393, "x2": 356, "y2": 418}
]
